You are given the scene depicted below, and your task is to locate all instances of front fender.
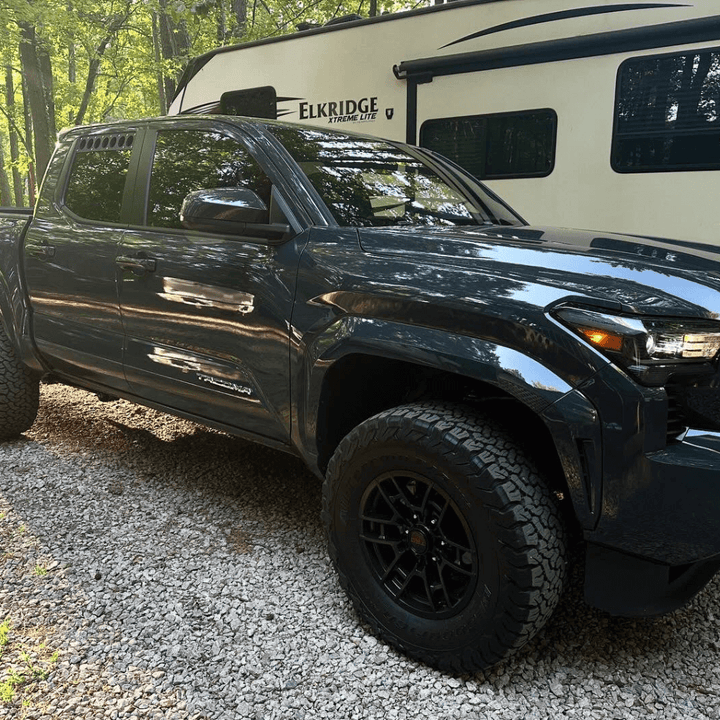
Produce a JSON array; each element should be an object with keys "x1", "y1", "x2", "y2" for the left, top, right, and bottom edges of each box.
[{"x1": 294, "y1": 316, "x2": 603, "y2": 528}]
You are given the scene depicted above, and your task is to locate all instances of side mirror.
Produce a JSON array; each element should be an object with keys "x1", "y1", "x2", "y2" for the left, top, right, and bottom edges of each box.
[{"x1": 180, "y1": 188, "x2": 291, "y2": 241}]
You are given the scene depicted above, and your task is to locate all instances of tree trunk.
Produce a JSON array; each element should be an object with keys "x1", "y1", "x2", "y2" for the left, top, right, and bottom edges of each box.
[
  {"x1": 0, "y1": 137, "x2": 12, "y2": 206},
  {"x1": 217, "y1": 0, "x2": 228, "y2": 44},
  {"x1": 230, "y1": 0, "x2": 247, "y2": 40},
  {"x1": 152, "y1": 12, "x2": 168, "y2": 114},
  {"x1": 74, "y1": 8, "x2": 132, "y2": 126},
  {"x1": 68, "y1": 3, "x2": 76, "y2": 84},
  {"x1": 5, "y1": 66, "x2": 24, "y2": 206},
  {"x1": 21, "y1": 74, "x2": 36, "y2": 206},
  {"x1": 158, "y1": 0, "x2": 192, "y2": 103},
  {"x1": 18, "y1": 22, "x2": 53, "y2": 181},
  {"x1": 38, "y1": 42, "x2": 57, "y2": 139}
]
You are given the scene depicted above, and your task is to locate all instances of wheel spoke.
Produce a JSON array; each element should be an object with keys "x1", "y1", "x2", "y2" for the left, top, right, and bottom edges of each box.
[
  {"x1": 438, "y1": 555, "x2": 475, "y2": 576},
  {"x1": 421, "y1": 569, "x2": 437, "y2": 612},
  {"x1": 394, "y1": 565, "x2": 418, "y2": 601},
  {"x1": 434, "y1": 560, "x2": 453, "y2": 608},
  {"x1": 438, "y1": 534, "x2": 473, "y2": 556},
  {"x1": 380, "y1": 551, "x2": 404, "y2": 583},
  {"x1": 360, "y1": 511, "x2": 404, "y2": 530},
  {"x1": 376, "y1": 482, "x2": 411, "y2": 522},
  {"x1": 359, "y1": 530, "x2": 402, "y2": 549},
  {"x1": 387, "y1": 476, "x2": 414, "y2": 514},
  {"x1": 418, "y1": 482, "x2": 433, "y2": 515}
]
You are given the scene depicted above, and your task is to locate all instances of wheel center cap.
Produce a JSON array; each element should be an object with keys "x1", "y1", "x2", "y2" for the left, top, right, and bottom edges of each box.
[{"x1": 409, "y1": 528, "x2": 429, "y2": 555}]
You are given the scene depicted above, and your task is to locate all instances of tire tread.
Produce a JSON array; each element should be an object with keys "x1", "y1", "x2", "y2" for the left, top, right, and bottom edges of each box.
[{"x1": 323, "y1": 401, "x2": 567, "y2": 673}]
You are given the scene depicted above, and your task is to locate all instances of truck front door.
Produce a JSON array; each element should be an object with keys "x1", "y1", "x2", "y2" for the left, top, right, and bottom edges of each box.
[{"x1": 117, "y1": 124, "x2": 300, "y2": 444}]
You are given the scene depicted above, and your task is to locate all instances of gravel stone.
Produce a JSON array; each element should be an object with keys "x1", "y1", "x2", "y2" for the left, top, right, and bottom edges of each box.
[{"x1": 1, "y1": 384, "x2": 720, "y2": 719}]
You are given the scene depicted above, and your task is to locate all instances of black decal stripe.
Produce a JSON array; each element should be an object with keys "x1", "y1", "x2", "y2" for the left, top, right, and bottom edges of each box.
[
  {"x1": 172, "y1": 0, "x2": 514, "y2": 102},
  {"x1": 397, "y1": 15, "x2": 720, "y2": 80},
  {"x1": 276, "y1": 96, "x2": 304, "y2": 102},
  {"x1": 441, "y1": 3, "x2": 690, "y2": 49},
  {"x1": 179, "y1": 101, "x2": 222, "y2": 115},
  {"x1": 276, "y1": 110, "x2": 296, "y2": 117}
]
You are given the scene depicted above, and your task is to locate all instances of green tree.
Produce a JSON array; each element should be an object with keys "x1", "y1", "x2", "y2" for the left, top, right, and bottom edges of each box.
[{"x1": 0, "y1": 0, "x2": 414, "y2": 206}]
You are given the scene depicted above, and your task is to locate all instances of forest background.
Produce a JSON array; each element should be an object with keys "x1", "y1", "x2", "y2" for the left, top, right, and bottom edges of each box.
[{"x1": 0, "y1": 0, "x2": 424, "y2": 207}]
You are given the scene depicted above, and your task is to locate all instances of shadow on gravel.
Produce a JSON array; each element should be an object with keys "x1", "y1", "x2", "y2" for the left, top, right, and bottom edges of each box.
[
  {"x1": 1, "y1": 385, "x2": 719, "y2": 719},
  {"x1": 27, "y1": 385, "x2": 322, "y2": 539}
]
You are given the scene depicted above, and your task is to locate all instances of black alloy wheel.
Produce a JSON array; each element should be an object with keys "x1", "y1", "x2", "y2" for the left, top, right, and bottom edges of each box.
[{"x1": 360, "y1": 470, "x2": 478, "y2": 620}]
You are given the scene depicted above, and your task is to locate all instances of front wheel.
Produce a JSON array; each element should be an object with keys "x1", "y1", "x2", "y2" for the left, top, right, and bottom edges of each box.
[{"x1": 323, "y1": 403, "x2": 567, "y2": 672}]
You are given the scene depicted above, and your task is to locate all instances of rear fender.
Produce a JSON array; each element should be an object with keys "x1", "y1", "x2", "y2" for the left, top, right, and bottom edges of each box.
[{"x1": 0, "y1": 212, "x2": 40, "y2": 370}]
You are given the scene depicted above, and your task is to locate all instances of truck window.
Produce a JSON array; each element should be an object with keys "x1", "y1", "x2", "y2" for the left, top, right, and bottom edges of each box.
[
  {"x1": 419, "y1": 110, "x2": 556, "y2": 180},
  {"x1": 64, "y1": 134, "x2": 135, "y2": 223},
  {"x1": 612, "y1": 48, "x2": 720, "y2": 172},
  {"x1": 146, "y1": 129, "x2": 272, "y2": 229},
  {"x1": 270, "y1": 126, "x2": 521, "y2": 227}
]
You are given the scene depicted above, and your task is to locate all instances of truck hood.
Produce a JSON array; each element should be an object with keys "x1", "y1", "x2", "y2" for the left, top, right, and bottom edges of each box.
[{"x1": 357, "y1": 225, "x2": 720, "y2": 319}]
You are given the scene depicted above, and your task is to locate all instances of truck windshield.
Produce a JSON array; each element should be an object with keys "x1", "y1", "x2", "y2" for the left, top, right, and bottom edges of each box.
[{"x1": 269, "y1": 126, "x2": 521, "y2": 228}]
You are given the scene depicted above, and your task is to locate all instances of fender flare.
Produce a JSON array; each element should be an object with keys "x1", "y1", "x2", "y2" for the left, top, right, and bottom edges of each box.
[
  {"x1": 0, "y1": 215, "x2": 43, "y2": 373},
  {"x1": 295, "y1": 316, "x2": 603, "y2": 528}
]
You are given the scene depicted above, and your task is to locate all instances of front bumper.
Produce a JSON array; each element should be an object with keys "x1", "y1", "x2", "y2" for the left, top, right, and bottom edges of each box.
[
  {"x1": 589, "y1": 429, "x2": 720, "y2": 566},
  {"x1": 583, "y1": 429, "x2": 720, "y2": 615}
]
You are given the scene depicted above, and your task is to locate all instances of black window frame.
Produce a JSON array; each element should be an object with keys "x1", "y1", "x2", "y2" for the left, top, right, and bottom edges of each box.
[
  {"x1": 419, "y1": 108, "x2": 558, "y2": 181},
  {"x1": 611, "y1": 46, "x2": 720, "y2": 174}
]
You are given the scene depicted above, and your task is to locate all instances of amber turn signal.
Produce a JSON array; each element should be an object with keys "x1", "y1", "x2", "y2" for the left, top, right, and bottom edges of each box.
[{"x1": 578, "y1": 327, "x2": 624, "y2": 352}]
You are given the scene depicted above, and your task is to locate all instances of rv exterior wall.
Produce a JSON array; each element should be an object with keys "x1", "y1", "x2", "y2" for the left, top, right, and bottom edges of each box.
[{"x1": 171, "y1": 0, "x2": 720, "y2": 245}]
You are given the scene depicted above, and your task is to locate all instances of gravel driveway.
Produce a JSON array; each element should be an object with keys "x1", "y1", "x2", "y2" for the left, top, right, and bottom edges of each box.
[{"x1": 1, "y1": 384, "x2": 719, "y2": 719}]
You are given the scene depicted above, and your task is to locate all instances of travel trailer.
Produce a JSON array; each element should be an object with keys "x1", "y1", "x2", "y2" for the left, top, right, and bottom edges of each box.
[{"x1": 169, "y1": 0, "x2": 720, "y2": 244}]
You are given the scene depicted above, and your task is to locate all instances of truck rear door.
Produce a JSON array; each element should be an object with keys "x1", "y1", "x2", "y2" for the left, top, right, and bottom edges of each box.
[{"x1": 22, "y1": 130, "x2": 141, "y2": 393}]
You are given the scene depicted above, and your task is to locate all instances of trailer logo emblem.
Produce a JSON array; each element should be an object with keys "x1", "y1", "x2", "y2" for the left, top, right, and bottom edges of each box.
[
  {"x1": 295, "y1": 96, "x2": 387, "y2": 125},
  {"x1": 386, "y1": 108, "x2": 394, "y2": 120}
]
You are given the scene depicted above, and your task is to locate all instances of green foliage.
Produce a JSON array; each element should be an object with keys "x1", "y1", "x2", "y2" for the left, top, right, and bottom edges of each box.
[
  {"x1": 0, "y1": 0, "x2": 420, "y2": 204},
  {"x1": 0, "y1": 616, "x2": 59, "y2": 709}
]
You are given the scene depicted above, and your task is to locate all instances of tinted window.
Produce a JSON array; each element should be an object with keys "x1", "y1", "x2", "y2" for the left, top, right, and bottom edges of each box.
[
  {"x1": 64, "y1": 135, "x2": 134, "y2": 223},
  {"x1": 221, "y1": 87, "x2": 277, "y2": 119},
  {"x1": 270, "y1": 126, "x2": 521, "y2": 227},
  {"x1": 613, "y1": 49, "x2": 720, "y2": 172},
  {"x1": 420, "y1": 110, "x2": 557, "y2": 180},
  {"x1": 147, "y1": 130, "x2": 272, "y2": 229}
]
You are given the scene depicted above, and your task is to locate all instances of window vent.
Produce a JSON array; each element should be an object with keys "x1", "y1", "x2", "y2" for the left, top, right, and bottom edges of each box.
[{"x1": 77, "y1": 134, "x2": 134, "y2": 152}]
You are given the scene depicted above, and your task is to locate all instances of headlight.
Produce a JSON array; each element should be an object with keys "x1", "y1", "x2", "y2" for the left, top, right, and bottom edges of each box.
[{"x1": 555, "y1": 307, "x2": 720, "y2": 386}]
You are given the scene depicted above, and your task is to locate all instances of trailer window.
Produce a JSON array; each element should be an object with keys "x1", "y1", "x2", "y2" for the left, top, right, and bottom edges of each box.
[
  {"x1": 613, "y1": 49, "x2": 720, "y2": 172},
  {"x1": 221, "y1": 87, "x2": 277, "y2": 119},
  {"x1": 419, "y1": 110, "x2": 556, "y2": 180}
]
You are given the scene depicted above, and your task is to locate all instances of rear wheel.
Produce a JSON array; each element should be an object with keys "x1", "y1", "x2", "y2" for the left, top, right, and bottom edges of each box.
[
  {"x1": 0, "y1": 326, "x2": 39, "y2": 440},
  {"x1": 323, "y1": 402, "x2": 567, "y2": 672}
]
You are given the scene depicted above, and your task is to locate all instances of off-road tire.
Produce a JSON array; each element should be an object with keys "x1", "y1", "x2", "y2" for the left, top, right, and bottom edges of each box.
[
  {"x1": 323, "y1": 402, "x2": 567, "y2": 673},
  {"x1": 0, "y1": 326, "x2": 39, "y2": 439}
]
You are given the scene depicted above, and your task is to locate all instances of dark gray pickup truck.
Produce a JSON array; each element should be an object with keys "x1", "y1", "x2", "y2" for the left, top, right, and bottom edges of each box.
[{"x1": 2, "y1": 115, "x2": 720, "y2": 672}]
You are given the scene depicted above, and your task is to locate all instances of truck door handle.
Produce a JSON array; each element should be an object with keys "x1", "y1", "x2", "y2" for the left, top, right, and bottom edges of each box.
[
  {"x1": 26, "y1": 244, "x2": 55, "y2": 259},
  {"x1": 116, "y1": 256, "x2": 157, "y2": 274}
]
